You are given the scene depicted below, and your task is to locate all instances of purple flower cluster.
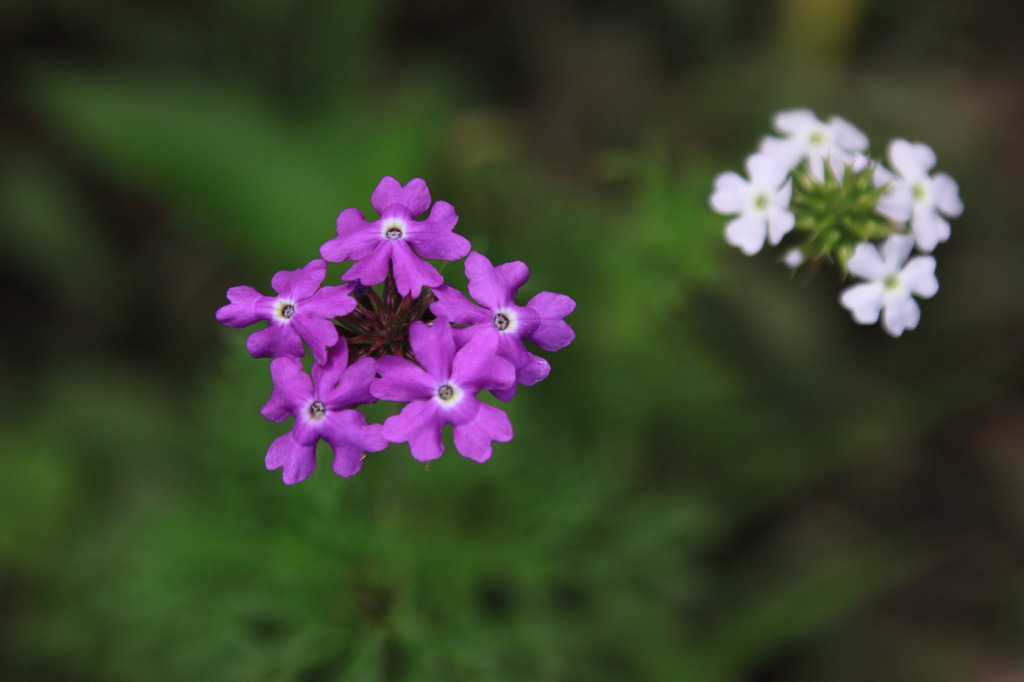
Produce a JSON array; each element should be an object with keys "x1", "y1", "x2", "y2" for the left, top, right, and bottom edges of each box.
[{"x1": 216, "y1": 177, "x2": 576, "y2": 484}]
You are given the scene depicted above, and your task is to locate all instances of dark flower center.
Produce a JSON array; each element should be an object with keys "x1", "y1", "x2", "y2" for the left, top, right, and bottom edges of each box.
[
  {"x1": 310, "y1": 400, "x2": 326, "y2": 418},
  {"x1": 437, "y1": 384, "x2": 455, "y2": 401},
  {"x1": 493, "y1": 312, "x2": 510, "y2": 331},
  {"x1": 385, "y1": 226, "x2": 404, "y2": 240},
  {"x1": 281, "y1": 304, "x2": 296, "y2": 319}
]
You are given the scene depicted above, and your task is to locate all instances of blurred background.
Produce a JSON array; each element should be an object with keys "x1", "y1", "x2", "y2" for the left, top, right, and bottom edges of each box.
[{"x1": 3, "y1": 0, "x2": 1024, "y2": 679}]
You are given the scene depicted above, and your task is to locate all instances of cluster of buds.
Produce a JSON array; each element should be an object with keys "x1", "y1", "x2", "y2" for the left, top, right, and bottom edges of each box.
[
  {"x1": 710, "y1": 109, "x2": 963, "y2": 336},
  {"x1": 216, "y1": 177, "x2": 576, "y2": 484}
]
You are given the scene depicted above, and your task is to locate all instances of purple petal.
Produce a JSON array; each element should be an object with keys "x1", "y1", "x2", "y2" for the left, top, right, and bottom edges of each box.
[
  {"x1": 266, "y1": 432, "x2": 317, "y2": 485},
  {"x1": 216, "y1": 286, "x2": 274, "y2": 327},
  {"x1": 430, "y1": 285, "x2": 492, "y2": 326},
  {"x1": 321, "y1": 208, "x2": 378, "y2": 262},
  {"x1": 371, "y1": 176, "x2": 432, "y2": 217},
  {"x1": 451, "y1": 328, "x2": 516, "y2": 394},
  {"x1": 406, "y1": 201, "x2": 471, "y2": 261},
  {"x1": 291, "y1": 315, "x2": 339, "y2": 365},
  {"x1": 525, "y1": 292, "x2": 576, "y2": 351},
  {"x1": 323, "y1": 355, "x2": 379, "y2": 409},
  {"x1": 303, "y1": 284, "x2": 356, "y2": 319},
  {"x1": 390, "y1": 240, "x2": 443, "y2": 297},
  {"x1": 452, "y1": 403, "x2": 513, "y2": 463},
  {"x1": 465, "y1": 252, "x2": 513, "y2": 310},
  {"x1": 271, "y1": 259, "x2": 327, "y2": 300},
  {"x1": 321, "y1": 409, "x2": 387, "y2": 477},
  {"x1": 341, "y1": 240, "x2": 393, "y2": 287},
  {"x1": 496, "y1": 330, "x2": 530, "y2": 368},
  {"x1": 382, "y1": 400, "x2": 446, "y2": 462},
  {"x1": 371, "y1": 355, "x2": 436, "y2": 402},
  {"x1": 261, "y1": 357, "x2": 312, "y2": 421},
  {"x1": 246, "y1": 323, "x2": 304, "y2": 360},
  {"x1": 409, "y1": 319, "x2": 455, "y2": 380},
  {"x1": 311, "y1": 339, "x2": 349, "y2": 394},
  {"x1": 515, "y1": 351, "x2": 551, "y2": 387}
]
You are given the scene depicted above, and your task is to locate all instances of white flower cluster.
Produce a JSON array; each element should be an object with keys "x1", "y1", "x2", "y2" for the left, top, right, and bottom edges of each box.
[{"x1": 710, "y1": 109, "x2": 964, "y2": 337}]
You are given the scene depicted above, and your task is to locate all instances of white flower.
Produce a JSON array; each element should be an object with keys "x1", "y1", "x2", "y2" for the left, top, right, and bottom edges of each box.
[
  {"x1": 839, "y1": 234, "x2": 938, "y2": 337},
  {"x1": 759, "y1": 109, "x2": 869, "y2": 181},
  {"x1": 886, "y1": 139, "x2": 964, "y2": 252},
  {"x1": 710, "y1": 153, "x2": 795, "y2": 255}
]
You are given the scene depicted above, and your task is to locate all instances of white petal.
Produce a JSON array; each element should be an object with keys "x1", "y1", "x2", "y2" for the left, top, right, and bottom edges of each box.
[
  {"x1": 882, "y1": 295, "x2": 920, "y2": 337},
  {"x1": 888, "y1": 139, "x2": 935, "y2": 181},
  {"x1": 932, "y1": 173, "x2": 964, "y2": 217},
  {"x1": 746, "y1": 153, "x2": 790, "y2": 192},
  {"x1": 840, "y1": 282, "x2": 885, "y2": 324},
  {"x1": 846, "y1": 242, "x2": 889, "y2": 281},
  {"x1": 758, "y1": 136, "x2": 803, "y2": 170},
  {"x1": 766, "y1": 207, "x2": 795, "y2": 245},
  {"x1": 775, "y1": 178, "x2": 792, "y2": 207},
  {"x1": 724, "y1": 215, "x2": 767, "y2": 255},
  {"x1": 876, "y1": 182, "x2": 913, "y2": 223},
  {"x1": 806, "y1": 153, "x2": 826, "y2": 182},
  {"x1": 773, "y1": 109, "x2": 820, "y2": 135},
  {"x1": 881, "y1": 234, "x2": 915, "y2": 270},
  {"x1": 828, "y1": 116, "x2": 869, "y2": 152},
  {"x1": 710, "y1": 172, "x2": 749, "y2": 214},
  {"x1": 901, "y1": 256, "x2": 938, "y2": 298},
  {"x1": 910, "y1": 207, "x2": 947, "y2": 252}
]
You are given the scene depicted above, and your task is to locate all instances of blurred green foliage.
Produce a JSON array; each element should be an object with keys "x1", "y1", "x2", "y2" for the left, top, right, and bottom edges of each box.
[{"x1": 3, "y1": 0, "x2": 1024, "y2": 680}]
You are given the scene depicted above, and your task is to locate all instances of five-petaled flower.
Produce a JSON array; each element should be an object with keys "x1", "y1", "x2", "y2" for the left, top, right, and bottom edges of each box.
[
  {"x1": 261, "y1": 339, "x2": 387, "y2": 484},
  {"x1": 839, "y1": 234, "x2": 939, "y2": 337},
  {"x1": 215, "y1": 258, "x2": 356, "y2": 364},
  {"x1": 371, "y1": 318, "x2": 516, "y2": 463},
  {"x1": 886, "y1": 139, "x2": 964, "y2": 252},
  {"x1": 710, "y1": 153, "x2": 795, "y2": 255},
  {"x1": 320, "y1": 176, "x2": 471, "y2": 298},
  {"x1": 430, "y1": 252, "x2": 576, "y2": 401}
]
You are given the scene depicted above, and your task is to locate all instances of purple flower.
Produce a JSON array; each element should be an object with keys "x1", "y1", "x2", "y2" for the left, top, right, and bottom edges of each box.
[
  {"x1": 215, "y1": 259, "x2": 355, "y2": 364},
  {"x1": 370, "y1": 318, "x2": 516, "y2": 463},
  {"x1": 430, "y1": 252, "x2": 576, "y2": 401},
  {"x1": 261, "y1": 339, "x2": 387, "y2": 484},
  {"x1": 320, "y1": 176, "x2": 471, "y2": 298}
]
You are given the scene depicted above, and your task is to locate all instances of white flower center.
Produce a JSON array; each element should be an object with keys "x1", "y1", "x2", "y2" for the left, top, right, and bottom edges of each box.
[
  {"x1": 275, "y1": 300, "x2": 297, "y2": 321},
  {"x1": 493, "y1": 309, "x2": 516, "y2": 333},
  {"x1": 436, "y1": 382, "x2": 462, "y2": 406},
  {"x1": 381, "y1": 218, "x2": 407, "y2": 240},
  {"x1": 754, "y1": 193, "x2": 770, "y2": 211},
  {"x1": 912, "y1": 181, "x2": 929, "y2": 203},
  {"x1": 883, "y1": 275, "x2": 901, "y2": 292}
]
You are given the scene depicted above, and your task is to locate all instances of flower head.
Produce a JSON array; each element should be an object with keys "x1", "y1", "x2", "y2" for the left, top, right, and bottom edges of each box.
[
  {"x1": 261, "y1": 339, "x2": 387, "y2": 484},
  {"x1": 839, "y1": 234, "x2": 938, "y2": 337},
  {"x1": 320, "y1": 176, "x2": 471, "y2": 297},
  {"x1": 430, "y1": 252, "x2": 576, "y2": 400},
  {"x1": 370, "y1": 318, "x2": 516, "y2": 463},
  {"x1": 886, "y1": 139, "x2": 964, "y2": 252},
  {"x1": 215, "y1": 258, "x2": 356, "y2": 364},
  {"x1": 759, "y1": 109, "x2": 869, "y2": 181},
  {"x1": 711, "y1": 153, "x2": 795, "y2": 255}
]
